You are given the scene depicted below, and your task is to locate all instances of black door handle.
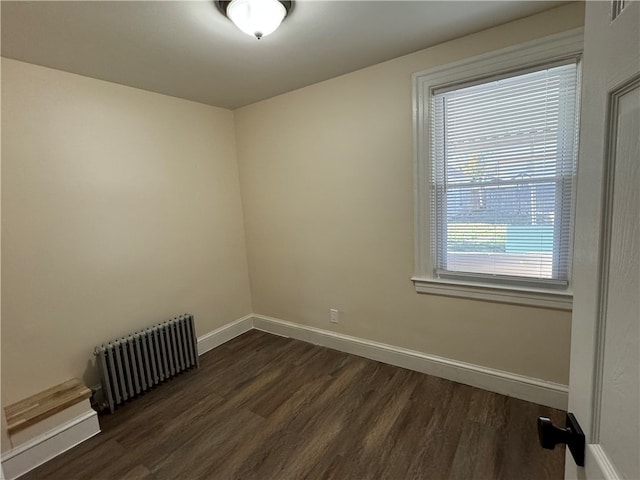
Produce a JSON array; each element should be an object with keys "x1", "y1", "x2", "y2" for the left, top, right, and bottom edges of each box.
[{"x1": 537, "y1": 413, "x2": 585, "y2": 466}]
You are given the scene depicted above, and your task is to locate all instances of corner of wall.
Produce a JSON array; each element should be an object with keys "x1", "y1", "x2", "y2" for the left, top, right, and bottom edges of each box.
[{"x1": 230, "y1": 108, "x2": 255, "y2": 314}]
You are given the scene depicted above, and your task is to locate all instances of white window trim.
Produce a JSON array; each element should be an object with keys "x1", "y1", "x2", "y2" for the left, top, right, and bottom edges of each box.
[{"x1": 412, "y1": 28, "x2": 583, "y2": 310}]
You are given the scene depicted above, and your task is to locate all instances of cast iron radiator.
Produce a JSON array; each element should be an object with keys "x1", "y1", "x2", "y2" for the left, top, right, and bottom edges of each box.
[{"x1": 95, "y1": 313, "x2": 199, "y2": 413}]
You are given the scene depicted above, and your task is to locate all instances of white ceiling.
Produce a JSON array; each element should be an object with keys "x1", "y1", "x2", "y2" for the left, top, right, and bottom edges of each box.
[{"x1": 1, "y1": 1, "x2": 567, "y2": 109}]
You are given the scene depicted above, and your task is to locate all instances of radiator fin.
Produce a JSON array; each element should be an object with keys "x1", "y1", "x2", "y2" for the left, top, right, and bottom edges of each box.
[
  {"x1": 176, "y1": 320, "x2": 185, "y2": 372},
  {"x1": 95, "y1": 314, "x2": 199, "y2": 413}
]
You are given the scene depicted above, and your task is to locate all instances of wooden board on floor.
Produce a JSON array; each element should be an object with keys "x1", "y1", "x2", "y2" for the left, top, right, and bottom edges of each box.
[{"x1": 5, "y1": 378, "x2": 92, "y2": 434}]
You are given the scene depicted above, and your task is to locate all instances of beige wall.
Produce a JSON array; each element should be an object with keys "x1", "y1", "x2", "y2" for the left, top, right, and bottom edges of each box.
[
  {"x1": 1, "y1": 411, "x2": 9, "y2": 453},
  {"x1": 234, "y1": 3, "x2": 584, "y2": 385},
  {"x1": 1, "y1": 58, "x2": 252, "y2": 409}
]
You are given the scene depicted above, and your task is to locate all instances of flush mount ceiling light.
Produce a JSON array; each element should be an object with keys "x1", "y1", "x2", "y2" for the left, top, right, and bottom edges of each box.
[{"x1": 217, "y1": 0, "x2": 292, "y2": 40}]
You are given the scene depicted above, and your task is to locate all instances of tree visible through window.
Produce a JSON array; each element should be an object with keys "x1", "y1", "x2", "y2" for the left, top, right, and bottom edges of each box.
[{"x1": 431, "y1": 62, "x2": 580, "y2": 287}]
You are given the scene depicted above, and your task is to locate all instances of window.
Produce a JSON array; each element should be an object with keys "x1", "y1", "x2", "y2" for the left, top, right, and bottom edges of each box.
[
  {"x1": 433, "y1": 63, "x2": 579, "y2": 285},
  {"x1": 412, "y1": 31, "x2": 583, "y2": 309}
]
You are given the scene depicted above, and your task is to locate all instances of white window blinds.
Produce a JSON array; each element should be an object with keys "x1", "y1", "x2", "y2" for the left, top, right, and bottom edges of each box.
[{"x1": 431, "y1": 61, "x2": 580, "y2": 288}]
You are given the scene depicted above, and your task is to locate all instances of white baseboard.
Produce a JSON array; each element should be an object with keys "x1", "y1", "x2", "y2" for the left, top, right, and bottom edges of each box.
[
  {"x1": 586, "y1": 445, "x2": 621, "y2": 480},
  {"x1": 1, "y1": 410, "x2": 100, "y2": 480},
  {"x1": 197, "y1": 314, "x2": 253, "y2": 356},
  {"x1": 251, "y1": 314, "x2": 568, "y2": 410}
]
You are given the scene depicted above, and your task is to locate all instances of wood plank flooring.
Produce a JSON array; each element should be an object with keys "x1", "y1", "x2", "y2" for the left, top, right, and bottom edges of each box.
[{"x1": 22, "y1": 330, "x2": 566, "y2": 479}]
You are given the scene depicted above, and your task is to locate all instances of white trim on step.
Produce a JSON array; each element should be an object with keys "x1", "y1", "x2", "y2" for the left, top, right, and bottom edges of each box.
[
  {"x1": 197, "y1": 314, "x2": 254, "y2": 355},
  {"x1": 1, "y1": 410, "x2": 100, "y2": 480},
  {"x1": 251, "y1": 314, "x2": 569, "y2": 410}
]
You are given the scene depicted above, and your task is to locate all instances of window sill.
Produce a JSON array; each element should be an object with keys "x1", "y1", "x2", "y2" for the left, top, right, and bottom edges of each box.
[{"x1": 411, "y1": 276, "x2": 573, "y2": 310}]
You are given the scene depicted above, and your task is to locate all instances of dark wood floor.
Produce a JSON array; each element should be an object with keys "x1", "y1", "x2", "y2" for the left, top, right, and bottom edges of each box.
[{"x1": 23, "y1": 330, "x2": 566, "y2": 479}]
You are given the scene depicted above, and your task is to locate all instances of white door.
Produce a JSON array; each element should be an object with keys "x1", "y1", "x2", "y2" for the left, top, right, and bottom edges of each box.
[{"x1": 567, "y1": 0, "x2": 640, "y2": 479}]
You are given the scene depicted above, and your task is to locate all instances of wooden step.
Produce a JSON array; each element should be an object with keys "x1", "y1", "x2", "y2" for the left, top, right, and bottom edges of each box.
[{"x1": 5, "y1": 379, "x2": 92, "y2": 434}]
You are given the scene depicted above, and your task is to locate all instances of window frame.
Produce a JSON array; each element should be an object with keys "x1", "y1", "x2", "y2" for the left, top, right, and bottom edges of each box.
[{"x1": 412, "y1": 29, "x2": 583, "y2": 310}]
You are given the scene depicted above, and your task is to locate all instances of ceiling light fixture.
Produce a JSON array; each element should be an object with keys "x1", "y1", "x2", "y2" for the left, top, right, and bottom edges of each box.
[{"x1": 217, "y1": 0, "x2": 292, "y2": 40}]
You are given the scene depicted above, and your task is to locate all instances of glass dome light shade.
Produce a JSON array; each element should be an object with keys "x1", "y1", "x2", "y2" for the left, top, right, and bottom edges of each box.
[{"x1": 226, "y1": 0, "x2": 287, "y2": 39}]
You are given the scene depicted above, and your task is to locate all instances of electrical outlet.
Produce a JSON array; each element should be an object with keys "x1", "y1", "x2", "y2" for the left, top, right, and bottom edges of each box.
[{"x1": 330, "y1": 308, "x2": 339, "y2": 323}]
